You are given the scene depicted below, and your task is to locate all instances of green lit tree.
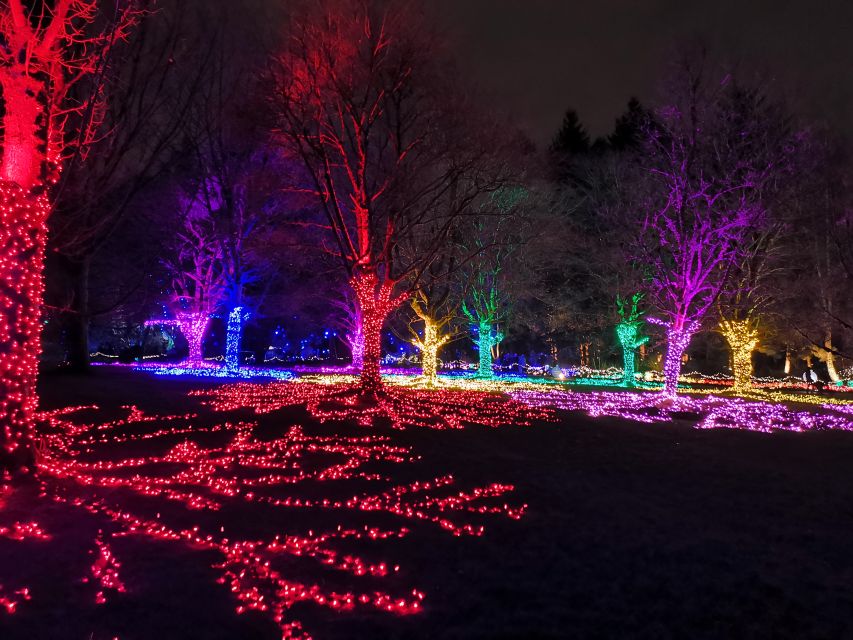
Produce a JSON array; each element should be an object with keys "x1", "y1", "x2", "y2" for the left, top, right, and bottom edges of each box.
[{"x1": 615, "y1": 293, "x2": 648, "y2": 387}]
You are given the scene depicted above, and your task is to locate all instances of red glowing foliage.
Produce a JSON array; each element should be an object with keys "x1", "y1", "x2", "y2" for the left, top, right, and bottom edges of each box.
[
  {"x1": 194, "y1": 380, "x2": 553, "y2": 431},
  {"x1": 24, "y1": 390, "x2": 534, "y2": 638}
]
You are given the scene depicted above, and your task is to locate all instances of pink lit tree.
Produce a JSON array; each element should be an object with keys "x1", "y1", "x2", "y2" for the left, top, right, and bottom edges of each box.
[
  {"x1": 270, "y1": 0, "x2": 519, "y2": 393},
  {"x1": 633, "y1": 53, "x2": 786, "y2": 396},
  {"x1": 1, "y1": 0, "x2": 140, "y2": 471},
  {"x1": 161, "y1": 188, "x2": 228, "y2": 364}
]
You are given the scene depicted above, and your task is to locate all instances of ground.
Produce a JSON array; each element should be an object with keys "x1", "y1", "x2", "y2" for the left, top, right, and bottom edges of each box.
[{"x1": 1, "y1": 367, "x2": 853, "y2": 639}]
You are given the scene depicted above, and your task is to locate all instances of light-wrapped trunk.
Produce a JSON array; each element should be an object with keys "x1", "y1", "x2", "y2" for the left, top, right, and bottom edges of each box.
[
  {"x1": 662, "y1": 321, "x2": 695, "y2": 397},
  {"x1": 417, "y1": 319, "x2": 444, "y2": 386},
  {"x1": 178, "y1": 314, "x2": 210, "y2": 365},
  {"x1": 351, "y1": 271, "x2": 402, "y2": 393},
  {"x1": 476, "y1": 322, "x2": 494, "y2": 378},
  {"x1": 0, "y1": 184, "x2": 50, "y2": 471},
  {"x1": 622, "y1": 345, "x2": 637, "y2": 387},
  {"x1": 225, "y1": 307, "x2": 246, "y2": 370},
  {"x1": 719, "y1": 318, "x2": 759, "y2": 393}
]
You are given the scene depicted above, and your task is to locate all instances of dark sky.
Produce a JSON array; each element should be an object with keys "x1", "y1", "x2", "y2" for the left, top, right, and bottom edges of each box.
[{"x1": 431, "y1": 0, "x2": 853, "y2": 147}]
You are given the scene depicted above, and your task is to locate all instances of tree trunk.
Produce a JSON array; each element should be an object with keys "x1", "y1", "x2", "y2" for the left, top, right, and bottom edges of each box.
[
  {"x1": 0, "y1": 185, "x2": 50, "y2": 472},
  {"x1": 419, "y1": 319, "x2": 441, "y2": 386},
  {"x1": 622, "y1": 346, "x2": 636, "y2": 387},
  {"x1": 824, "y1": 333, "x2": 841, "y2": 383},
  {"x1": 225, "y1": 307, "x2": 246, "y2": 370},
  {"x1": 349, "y1": 330, "x2": 364, "y2": 371},
  {"x1": 662, "y1": 323, "x2": 694, "y2": 397},
  {"x1": 784, "y1": 347, "x2": 791, "y2": 375},
  {"x1": 178, "y1": 315, "x2": 210, "y2": 365},
  {"x1": 476, "y1": 322, "x2": 494, "y2": 378},
  {"x1": 350, "y1": 271, "x2": 401, "y2": 393},
  {"x1": 719, "y1": 319, "x2": 758, "y2": 393},
  {"x1": 61, "y1": 255, "x2": 91, "y2": 373}
]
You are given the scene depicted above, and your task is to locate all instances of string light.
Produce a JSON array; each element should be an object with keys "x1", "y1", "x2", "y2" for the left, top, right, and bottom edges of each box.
[
  {"x1": 84, "y1": 530, "x2": 127, "y2": 605},
  {"x1": 411, "y1": 318, "x2": 450, "y2": 386},
  {"x1": 0, "y1": 184, "x2": 50, "y2": 471},
  {"x1": 193, "y1": 379, "x2": 552, "y2": 430},
  {"x1": 23, "y1": 387, "x2": 535, "y2": 638},
  {"x1": 718, "y1": 319, "x2": 759, "y2": 392},
  {"x1": 225, "y1": 306, "x2": 250, "y2": 370},
  {"x1": 512, "y1": 389, "x2": 853, "y2": 433},
  {"x1": 350, "y1": 272, "x2": 407, "y2": 391}
]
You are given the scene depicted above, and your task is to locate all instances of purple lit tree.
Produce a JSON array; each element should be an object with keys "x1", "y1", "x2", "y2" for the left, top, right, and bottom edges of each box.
[
  {"x1": 633, "y1": 53, "x2": 786, "y2": 396},
  {"x1": 161, "y1": 190, "x2": 227, "y2": 364}
]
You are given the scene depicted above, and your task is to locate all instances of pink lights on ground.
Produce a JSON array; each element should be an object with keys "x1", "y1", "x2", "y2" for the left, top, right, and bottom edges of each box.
[
  {"x1": 512, "y1": 390, "x2": 853, "y2": 433},
  {"x1": 23, "y1": 387, "x2": 534, "y2": 638},
  {"x1": 0, "y1": 584, "x2": 30, "y2": 614},
  {"x1": 85, "y1": 531, "x2": 127, "y2": 605},
  {"x1": 193, "y1": 380, "x2": 552, "y2": 431}
]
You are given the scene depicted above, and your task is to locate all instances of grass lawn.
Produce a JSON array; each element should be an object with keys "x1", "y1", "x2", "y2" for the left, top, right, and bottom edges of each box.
[{"x1": 1, "y1": 367, "x2": 853, "y2": 639}]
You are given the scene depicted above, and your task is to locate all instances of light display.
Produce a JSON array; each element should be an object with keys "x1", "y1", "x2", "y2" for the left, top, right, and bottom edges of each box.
[
  {"x1": 615, "y1": 293, "x2": 648, "y2": 387},
  {"x1": 411, "y1": 318, "x2": 450, "y2": 386},
  {"x1": 177, "y1": 313, "x2": 211, "y2": 364},
  {"x1": 21, "y1": 389, "x2": 535, "y2": 638},
  {"x1": 0, "y1": 0, "x2": 141, "y2": 472},
  {"x1": 718, "y1": 318, "x2": 759, "y2": 393},
  {"x1": 194, "y1": 379, "x2": 552, "y2": 431},
  {"x1": 127, "y1": 361, "x2": 294, "y2": 380},
  {"x1": 0, "y1": 184, "x2": 50, "y2": 471},
  {"x1": 225, "y1": 306, "x2": 250, "y2": 370},
  {"x1": 473, "y1": 322, "x2": 503, "y2": 379},
  {"x1": 649, "y1": 317, "x2": 700, "y2": 396},
  {"x1": 512, "y1": 389, "x2": 853, "y2": 433},
  {"x1": 84, "y1": 530, "x2": 126, "y2": 605},
  {"x1": 0, "y1": 584, "x2": 30, "y2": 614},
  {"x1": 350, "y1": 271, "x2": 407, "y2": 392}
]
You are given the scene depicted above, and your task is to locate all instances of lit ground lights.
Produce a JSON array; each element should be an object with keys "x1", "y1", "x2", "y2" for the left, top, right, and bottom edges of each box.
[
  {"x1": 511, "y1": 390, "x2": 853, "y2": 433},
  {"x1": 193, "y1": 378, "x2": 553, "y2": 430},
  {"x1": 123, "y1": 361, "x2": 295, "y2": 380},
  {"x1": 14, "y1": 393, "x2": 535, "y2": 638}
]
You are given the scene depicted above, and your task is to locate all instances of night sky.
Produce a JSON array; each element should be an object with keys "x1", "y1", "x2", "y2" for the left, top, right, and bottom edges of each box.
[{"x1": 432, "y1": 0, "x2": 853, "y2": 146}]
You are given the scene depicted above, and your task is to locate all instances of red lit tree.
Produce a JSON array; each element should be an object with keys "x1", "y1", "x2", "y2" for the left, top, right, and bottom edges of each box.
[
  {"x1": 1, "y1": 0, "x2": 140, "y2": 471},
  {"x1": 270, "y1": 0, "x2": 518, "y2": 392}
]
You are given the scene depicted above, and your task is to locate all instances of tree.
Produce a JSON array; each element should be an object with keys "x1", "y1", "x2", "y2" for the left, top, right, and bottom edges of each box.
[
  {"x1": 270, "y1": 0, "x2": 518, "y2": 392},
  {"x1": 712, "y1": 85, "x2": 804, "y2": 391},
  {"x1": 160, "y1": 188, "x2": 227, "y2": 364},
  {"x1": 406, "y1": 253, "x2": 460, "y2": 385},
  {"x1": 459, "y1": 188, "x2": 528, "y2": 378},
  {"x1": 47, "y1": 0, "x2": 211, "y2": 372},
  {"x1": 1, "y1": 0, "x2": 140, "y2": 471},
  {"x1": 615, "y1": 293, "x2": 648, "y2": 386},
  {"x1": 632, "y1": 52, "x2": 787, "y2": 396}
]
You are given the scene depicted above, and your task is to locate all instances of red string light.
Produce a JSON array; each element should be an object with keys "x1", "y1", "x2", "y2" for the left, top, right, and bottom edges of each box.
[
  {"x1": 193, "y1": 380, "x2": 553, "y2": 430},
  {"x1": 0, "y1": 183, "x2": 50, "y2": 471},
  {"x1": 84, "y1": 530, "x2": 127, "y2": 605},
  {"x1": 22, "y1": 388, "x2": 534, "y2": 638}
]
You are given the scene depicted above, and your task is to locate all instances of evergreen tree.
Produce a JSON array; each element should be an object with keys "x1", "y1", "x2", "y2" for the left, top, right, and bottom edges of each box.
[{"x1": 608, "y1": 97, "x2": 649, "y2": 150}]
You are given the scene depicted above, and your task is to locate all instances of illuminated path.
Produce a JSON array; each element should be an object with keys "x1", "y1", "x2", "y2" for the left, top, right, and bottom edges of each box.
[{"x1": 2, "y1": 368, "x2": 853, "y2": 638}]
